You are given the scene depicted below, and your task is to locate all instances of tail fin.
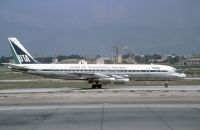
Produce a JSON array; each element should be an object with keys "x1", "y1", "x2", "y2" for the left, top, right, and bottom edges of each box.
[{"x1": 8, "y1": 37, "x2": 37, "y2": 64}]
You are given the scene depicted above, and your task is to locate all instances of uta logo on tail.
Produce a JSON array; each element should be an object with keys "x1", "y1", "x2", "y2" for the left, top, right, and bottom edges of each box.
[{"x1": 17, "y1": 55, "x2": 31, "y2": 63}]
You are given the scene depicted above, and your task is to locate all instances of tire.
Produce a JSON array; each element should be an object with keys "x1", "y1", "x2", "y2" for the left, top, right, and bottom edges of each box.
[
  {"x1": 97, "y1": 84, "x2": 102, "y2": 89},
  {"x1": 92, "y1": 84, "x2": 96, "y2": 89}
]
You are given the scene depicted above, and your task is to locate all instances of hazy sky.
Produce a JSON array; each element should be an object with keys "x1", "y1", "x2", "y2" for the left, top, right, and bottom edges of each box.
[{"x1": 0, "y1": 0, "x2": 200, "y2": 57}]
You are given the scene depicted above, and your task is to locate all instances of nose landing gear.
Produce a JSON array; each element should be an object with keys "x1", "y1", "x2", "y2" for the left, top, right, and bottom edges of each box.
[
  {"x1": 164, "y1": 81, "x2": 168, "y2": 88},
  {"x1": 92, "y1": 83, "x2": 102, "y2": 89}
]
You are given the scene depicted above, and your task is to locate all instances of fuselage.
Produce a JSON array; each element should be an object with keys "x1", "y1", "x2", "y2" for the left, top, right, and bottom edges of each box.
[{"x1": 10, "y1": 63, "x2": 186, "y2": 81}]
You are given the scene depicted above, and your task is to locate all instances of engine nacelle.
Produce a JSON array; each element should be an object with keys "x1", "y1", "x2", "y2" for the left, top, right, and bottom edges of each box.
[
  {"x1": 113, "y1": 78, "x2": 130, "y2": 84},
  {"x1": 98, "y1": 77, "x2": 115, "y2": 83},
  {"x1": 94, "y1": 77, "x2": 130, "y2": 84}
]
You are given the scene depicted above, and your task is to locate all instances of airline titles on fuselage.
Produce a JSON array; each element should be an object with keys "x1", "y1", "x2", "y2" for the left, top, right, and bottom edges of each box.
[{"x1": 69, "y1": 65, "x2": 127, "y2": 70}]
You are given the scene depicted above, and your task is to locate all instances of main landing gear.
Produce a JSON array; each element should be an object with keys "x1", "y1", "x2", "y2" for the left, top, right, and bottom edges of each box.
[
  {"x1": 87, "y1": 78, "x2": 102, "y2": 89},
  {"x1": 92, "y1": 81, "x2": 102, "y2": 89}
]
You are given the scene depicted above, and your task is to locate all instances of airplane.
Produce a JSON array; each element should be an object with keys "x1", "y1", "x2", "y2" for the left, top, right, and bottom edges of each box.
[{"x1": 6, "y1": 37, "x2": 186, "y2": 88}]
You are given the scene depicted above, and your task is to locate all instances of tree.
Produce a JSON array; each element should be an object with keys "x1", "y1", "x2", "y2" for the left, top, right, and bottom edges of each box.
[
  {"x1": 0, "y1": 56, "x2": 11, "y2": 63},
  {"x1": 167, "y1": 55, "x2": 179, "y2": 64},
  {"x1": 152, "y1": 53, "x2": 162, "y2": 59}
]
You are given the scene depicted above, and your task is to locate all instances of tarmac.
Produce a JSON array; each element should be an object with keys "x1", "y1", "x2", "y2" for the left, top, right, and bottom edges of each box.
[
  {"x1": 0, "y1": 85, "x2": 200, "y2": 94},
  {"x1": 0, "y1": 103, "x2": 200, "y2": 130},
  {"x1": 1, "y1": 85, "x2": 200, "y2": 130}
]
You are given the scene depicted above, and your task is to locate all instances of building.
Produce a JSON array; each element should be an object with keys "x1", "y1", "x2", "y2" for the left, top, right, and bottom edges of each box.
[
  {"x1": 59, "y1": 59, "x2": 80, "y2": 64},
  {"x1": 182, "y1": 57, "x2": 200, "y2": 65},
  {"x1": 122, "y1": 56, "x2": 136, "y2": 64},
  {"x1": 52, "y1": 58, "x2": 58, "y2": 63},
  {"x1": 85, "y1": 57, "x2": 96, "y2": 64},
  {"x1": 78, "y1": 60, "x2": 87, "y2": 64},
  {"x1": 112, "y1": 55, "x2": 122, "y2": 64},
  {"x1": 96, "y1": 57, "x2": 105, "y2": 64},
  {"x1": 96, "y1": 57, "x2": 111, "y2": 64}
]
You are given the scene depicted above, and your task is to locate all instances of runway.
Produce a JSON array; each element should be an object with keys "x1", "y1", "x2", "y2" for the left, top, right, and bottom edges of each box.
[
  {"x1": 1, "y1": 85, "x2": 200, "y2": 129},
  {"x1": 0, "y1": 79, "x2": 62, "y2": 83},
  {"x1": 1, "y1": 85, "x2": 200, "y2": 105},
  {"x1": 0, "y1": 103, "x2": 200, "y2": 130},
  {"x1": 1, "y1": 85, "x2": 200, "y2": 94}
]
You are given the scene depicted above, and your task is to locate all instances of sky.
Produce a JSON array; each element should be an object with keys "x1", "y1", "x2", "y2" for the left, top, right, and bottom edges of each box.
[{"x1": 0, "y1": 0, "x2": 200, "y2": 57}]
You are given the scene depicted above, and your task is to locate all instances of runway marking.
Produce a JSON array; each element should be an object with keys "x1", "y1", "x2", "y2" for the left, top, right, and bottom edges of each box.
[
  {"x1": 100, "y1": 104, "x2": 105, "y2": 130},
  {"x1": 147, "y1": 106, "x2": 174, "y2": 130},
  {"x1": 0, "y1": 105, "x2": 102, "y2": 111},
  {"x1": 1, "y1": 103, "x2": 200, "y2": 130},
  {"x1": 1, "y1": 85, "x2": 200, "y2": 94},
  {"x1": 31, "y1": 104, "x2": 63, "y2": 130},
  {"x1": 1, "y1": 104, "x2": 200, "y2": 111}
]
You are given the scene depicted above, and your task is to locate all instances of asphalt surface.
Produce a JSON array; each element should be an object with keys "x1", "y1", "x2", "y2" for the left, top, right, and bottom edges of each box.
[
  {"x1": 0, "y1": 104, "x2": 200, "y2": 130},
  {"x1": 1, "y1": 85, "x2": 200, "y2": 94},
  {"x1": 1, "y1": 85, "x2": 200, "y2": 130},
  {"x1": 1, "y1": 85, "x2": 200, "y2": 105}
]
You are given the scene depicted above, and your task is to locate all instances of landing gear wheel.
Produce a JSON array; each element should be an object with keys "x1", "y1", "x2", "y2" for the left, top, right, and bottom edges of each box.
[
  {"x1": 92, "y1": 84, "x2": 96, "y2": 89},
  {"x1": 164, "y1": 82, "x2": 168, "y2": 88},
  {"x1": 97, "y1": 84, "x2": 102, "y2": 89},
  {"x1": 91, "y1": 84, "x2": 102, "y2": 89}
]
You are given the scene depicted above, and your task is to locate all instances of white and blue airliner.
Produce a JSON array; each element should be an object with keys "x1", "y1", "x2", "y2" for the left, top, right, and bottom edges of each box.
[{"x1": 7, "y1": 37, "x2": 186, "y2": 88}]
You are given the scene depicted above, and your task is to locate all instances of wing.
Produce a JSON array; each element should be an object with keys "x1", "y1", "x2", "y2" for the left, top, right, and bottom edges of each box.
[{"x1": 71, "y1": 72, "x2": 130, "y2": 82}]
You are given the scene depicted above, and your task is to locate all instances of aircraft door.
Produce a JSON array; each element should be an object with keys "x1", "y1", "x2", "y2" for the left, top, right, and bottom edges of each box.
[{"x1": 146, "y1": 67, "x2": 151, "y2": 79}]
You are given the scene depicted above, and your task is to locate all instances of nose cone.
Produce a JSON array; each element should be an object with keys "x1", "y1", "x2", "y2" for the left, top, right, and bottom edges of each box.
[
  {"x1": 171, "y1": 73, "x2": 186, "y2": 79},
  {"x1": 176, "y1": 73, "x2": 186, "y2": 79}
]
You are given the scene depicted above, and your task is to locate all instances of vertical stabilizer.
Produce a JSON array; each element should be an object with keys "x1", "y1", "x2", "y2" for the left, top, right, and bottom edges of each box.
[{"x1": 8, "y1": 37, "x2": 37, "y2": 64}]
